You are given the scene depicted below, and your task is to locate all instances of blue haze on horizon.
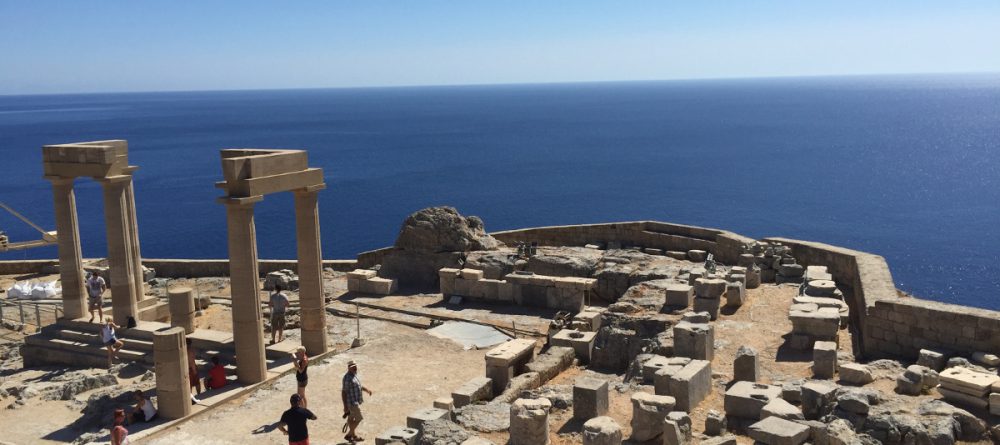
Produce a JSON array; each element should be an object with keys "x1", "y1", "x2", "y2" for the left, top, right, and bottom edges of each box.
[{"x1": 1, "y1": 1, "x2": 1000, "y2": 95}]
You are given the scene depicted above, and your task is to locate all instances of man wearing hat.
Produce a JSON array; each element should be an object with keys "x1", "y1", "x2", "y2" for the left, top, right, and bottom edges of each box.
[
  {"x1": 278, "y1": 393, "x2": 316, "y2": 445},
  {"x1": 341, "y1": 360, "x2": 373, "y2": 443}
]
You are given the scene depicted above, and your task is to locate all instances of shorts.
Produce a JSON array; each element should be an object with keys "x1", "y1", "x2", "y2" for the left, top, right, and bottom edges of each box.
[
  {"x1": 289, "y1": 439, "x2": 309, "y2": 445},
  {"x1": 348, "y1": 404, "x2": 363, "y2": 422},
  {"x1": 88, "y1": 296, "x2": 103, "y2": 310},
  {"x1": 297, "y1": 378, "x2": 308, "y2": 388},
  {"x1": 132, "y1": 411, "x2": 156, "y2": 423},
  {"x1": 271, "y1": 312, "x2": 286, "y2": 330},
  {"x1": 104, "y1": 337, "x2": 118, "y2": 347}
]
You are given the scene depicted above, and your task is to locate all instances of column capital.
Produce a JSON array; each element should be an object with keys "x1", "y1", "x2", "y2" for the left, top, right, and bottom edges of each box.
[{"x1": 217, "y1": 195, "x2": 264, "y2": 208}]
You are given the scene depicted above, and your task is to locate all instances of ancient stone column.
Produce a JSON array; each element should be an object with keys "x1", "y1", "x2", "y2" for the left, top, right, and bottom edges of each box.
[
  {"x1": 224, "y1": 198, "x2": 267, "y2": 384},
  {"x1": 168, "y1": 287, "x2": 196, "y2": 334},
  {"x1": 47, "y1": 177, "x2": 87, "y2": 320},
  {"x1": 153, "y1": 326, "x2": 191, "y2": 419},
  {"x1": 294, "y1": 188, "x2": 328, "y2": 355},
  {"x1": 101, "y1": 176, "x2": 139, "y2": 325},
  {"x1": 125, "y1": 180, "x2": 145, "y2": 300},
  {"x1": 510, "y1": 398, "x2": 551, "y2": 445}
]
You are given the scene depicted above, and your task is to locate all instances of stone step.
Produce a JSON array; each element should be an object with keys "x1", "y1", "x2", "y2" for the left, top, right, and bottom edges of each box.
[
  {"x1": 24, "y1": 334, "x2": 153, "y2": 365},
  {"x1": 56, "y1": 328, "x2": 156, "y2": 352}
]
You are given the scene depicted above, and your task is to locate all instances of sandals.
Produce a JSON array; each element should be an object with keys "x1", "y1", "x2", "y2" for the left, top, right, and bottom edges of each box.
[{"x1": 345, "y1": 434, "x2": 364, "y2": 442}]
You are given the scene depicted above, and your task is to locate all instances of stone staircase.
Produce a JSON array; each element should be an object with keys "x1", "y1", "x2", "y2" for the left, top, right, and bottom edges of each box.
[{"x1": 22, "y1": 318, "x2": 294, "y2": 370}]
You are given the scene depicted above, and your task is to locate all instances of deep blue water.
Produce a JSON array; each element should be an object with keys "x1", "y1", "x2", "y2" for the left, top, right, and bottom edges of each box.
[{"x1": 1, "y1": 74, "x2": 998, "y2": 309}]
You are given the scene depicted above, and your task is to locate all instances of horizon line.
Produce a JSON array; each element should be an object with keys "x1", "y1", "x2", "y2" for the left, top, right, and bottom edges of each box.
[{"x1": 2, "y1": 69, "x2": 999, "y2": 98}]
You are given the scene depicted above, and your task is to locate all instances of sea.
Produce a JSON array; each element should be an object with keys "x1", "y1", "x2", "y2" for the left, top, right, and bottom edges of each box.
[{"x1": 1, "y1": 74, "x2": 998, "y2": 309}]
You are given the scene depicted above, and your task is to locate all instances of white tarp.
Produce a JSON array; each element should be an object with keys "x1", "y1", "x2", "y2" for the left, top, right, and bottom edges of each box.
[
  {"x1": 6, "y1": 281, "x2": 60, "y2": 300},
  {"x1": 427, "y1": 321, "x2": 512, "y2": 349}
]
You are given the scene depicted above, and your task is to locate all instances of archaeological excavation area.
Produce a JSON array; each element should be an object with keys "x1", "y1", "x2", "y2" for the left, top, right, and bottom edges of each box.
[{"x1": 2, "y1": 141, "x2": 1000, "y2": 444}]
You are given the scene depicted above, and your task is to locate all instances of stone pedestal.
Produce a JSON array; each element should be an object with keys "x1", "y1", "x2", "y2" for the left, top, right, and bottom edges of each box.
[
  {"x1": 583, "y1": 416, "x2": 622, "y2": 445},
  {"x1": 573, "y1": 378, "x2": 609, "y2": 420},
  {"x1": 168, "y1": 287, "x2": 196, "y2": 334},
  {"x1": 101, "y1": 177, "x2": 139, "y2": 325},
  {"x1": 154, "y1": 327, "x2": 191, "y2": 419},
  {"x1": 673, "y1": 322, "x2": 714, "y2": 361},
  {"x1": 734, "y1": 346, "x2": 759, "y2": 382},
  {"x1": 224, "y1": 198, "x2": 267, "y2": 384},
  {"x1": 812, "y1": 341, "x2": 838, "y2": 379},
  {"x1": 294, "y1": 189, "x2": 328, "y2": 355},
  {"x1": 48, "y1": 178, "x2": 86, "y2": 320},
  {"x1": 630, "y1": 392, "x2": 675, "y2": 441},
  {"x1": 510, "y1": 398, "x2": 551, "y2": 445}
]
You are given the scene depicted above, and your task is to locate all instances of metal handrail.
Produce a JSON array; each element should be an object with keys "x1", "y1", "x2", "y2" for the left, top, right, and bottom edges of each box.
[{"x1": 0, "y1": 299, "x2": 61, "y2": 328}]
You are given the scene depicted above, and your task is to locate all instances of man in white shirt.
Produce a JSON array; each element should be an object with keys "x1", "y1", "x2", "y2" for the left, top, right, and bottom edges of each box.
[{"x1": 87, "y1": 271, "x2": 107, "y2": 323}]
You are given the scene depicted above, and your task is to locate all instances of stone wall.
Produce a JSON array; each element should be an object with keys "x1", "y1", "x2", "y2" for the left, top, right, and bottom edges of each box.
[{"x1": 864, "y1": 298, "x2": 1000, "y2": 360}]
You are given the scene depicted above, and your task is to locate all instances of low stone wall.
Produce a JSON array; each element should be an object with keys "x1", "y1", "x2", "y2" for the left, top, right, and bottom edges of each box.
[
  {"x1": 865, "y1": 298, "x2": 1000, "y2": 360},
  {"x1": 491, "y1": 221, "x2": 724, "y2": 258},
  {"x1": 0, "y1": 259, "x2": 59, "y2": 275}
]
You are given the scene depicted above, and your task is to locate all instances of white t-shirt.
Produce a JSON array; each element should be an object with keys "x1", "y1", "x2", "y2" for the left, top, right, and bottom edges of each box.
[
  {"x1": 101, "y1": 325, "x2": 116, "y2": 343},
  {"x1": 87, "y1": 276, "x2": 105, "y2": 298},
  {"x1": 140, "y1": 399, "x2": 156, "y2": 420}
]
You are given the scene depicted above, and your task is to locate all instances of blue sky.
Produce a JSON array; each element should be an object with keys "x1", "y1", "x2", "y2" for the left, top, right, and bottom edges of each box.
[{"x1": 2, "y1": 1, "x2": 999, "y2": 94}]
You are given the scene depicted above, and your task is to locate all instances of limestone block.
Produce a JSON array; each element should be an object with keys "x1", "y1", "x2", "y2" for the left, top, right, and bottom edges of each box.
[
  {"x1": 789, "y1": 310, "x2": 839, "y2": 338},
  {"x1": 168, "y1": 287, "x2": 196, "y2": 334},
  {"x1": 734, "y1": 346, "x2": 759, "y2": 382},
  {"x1": 704, "y1": 409, "x2": 726, "y2": 436},
  {"x1": 667, "y1": 359, "x2": 712, "y2": 412},
  {"x1": 972, "y1": 352, "x2": 1000, "y2": 367},
  {"x1": 485, "y1": 339, "x2": 536, "y2": 369},
  {"x1": 804, "y1": 265, "x2": 829, "y2": 281},
  {"x1": 452, "y1": 377, "x2": 493, "y2": 408},
  {"x1": 630, "y1": 392, "x2": 676, "y2": 441},
  {"x1": 724, "y1": 281, "x2": 745, "y2": 307},
  {"x1": 939, "y1": 387, "x2": 988, "y2": 410},
  {"x1": 687, "y1": 250, "x2": 707, "y2": 262},
  {"x1": 486, "y1": 364, "x2": 513, "y2": 395},
  {"x1": 692, "y1": 297, "x2": 721, "y2": 320},
  {"x1": 812, "y1": 341, "x2": 837, "y2": 379},
  {"x1": 681, "y1": 311, "x2": 710, "y2": 324},
  {"x1": 460, "y1": 268, "x2": 484, "y2": 281},
  {"x1": 573, "y1": 309, "x2": 603, "y2": 332},
  {"x1": 433, "y1": 397, "x2": 454, "y2": 412},
  {"x1": 643, "y1": 248, "x2": 663, "y2": 256},
  {"x1": 664, "y1": 283, "x2": 694, "y2": 308},
  {"x1": 582, "y1": 416, "x2": 622, "y2": 445},
  {"x1": 367, "y1": 277, "x2": 397, "y2": 295},
  {"x1": 745, "y1": 269, "x2": 761, "y2": 289},
  {"x1": 348, "y1": 269, "x2": 377, "y2": 280},
  {"x1": 348, "y1": 277, "x2": 362, "y2": 292},
  {"x1": 663, "y1": 412, "x2": 692, "y2": 445},
  {"x1": 838, "y1": 363, "x2": 874, "y2": 385},
  {"x1": 687, "y1": 267, "x2": 705, "y2": 285},
  {"x1": 153, "y1": 327, "x2": 191, "y2": 420},
  {"x1": 497, "y1": 282, "x2": 514, "y2": 302},
  {"x1": 800, "y1": 381, "x2": 838, "y2": 420},
  {"x1": 694, "y1": 277, "x2": 727, "y2": 299},
  {"x1": 643, "y1": 355, "x2": 674, "y2": 384},
  {"x1": 574, "y1": 378, "x2": 609, "y2": 420},
  {"x1": 460, "y1": 438, "x2": 494, "y2": 445},
  {"x1": 748, "y1": 416, "x2": 810, "y2": 445},
  {"x1": 781, "y1": 381, "x2": 802, "y2": 404},
  {"x1": 673, "y1": 322, "x2": 714, "y2": 361},
  {"x1": 916, "y1": 348, "x2": 949, "y2": 371},
  {"x1": 525, "y1": 346, "x2": 574, "y2": 383},
  {"x1": 803, "y1": 280, "x2": 837, "y2": 298},
  {"x1": 836, "y1": 391, "x2": 869, "y2": 415},
  {"x1": 760, "y1": 398, "x2": 804, "y2": 421},
  {"x1": 700, "y1": 436, "x2": 737, "y2": 445},
  {"x1": 989, "y1": 393, "x2": 1000, "y2": 415},
  {"x1": 777, "y1": 263, "x2": 804, "y2": 278},
  {"x1": 653, "y1": 357, "x2": 691, "y2": 396},
  {"x1": 376, "y1": 426, "x2": 420, "y2": 445},
  {"x1": 550, "y1": 329, "x2": 596, "y2": 364},
  {"x1": 510, "y1": 398, "x2": 551, "y2": 445},
  {"x1": 666, "y1": 250, "x2": 687, "y2": 260},
  {"x1": 405, "y1": 407, "x2": 449, "y2": 432},
  {"x1": 939, "y1": 366, "x2": 996, "y2": 396},
  {"x1": 724, "y1": 381, "x2": 782, "y2": 420}
]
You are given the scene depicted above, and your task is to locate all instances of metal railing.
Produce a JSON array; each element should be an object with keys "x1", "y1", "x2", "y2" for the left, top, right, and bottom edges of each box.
[{"x1": 0, "y1": 299, "x2": 61, "y2": 329}]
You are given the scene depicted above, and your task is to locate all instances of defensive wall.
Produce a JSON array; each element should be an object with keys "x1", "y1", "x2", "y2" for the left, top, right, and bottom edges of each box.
[{"x1": 4, "y1": 220, "x2": 998, "y2": 360}]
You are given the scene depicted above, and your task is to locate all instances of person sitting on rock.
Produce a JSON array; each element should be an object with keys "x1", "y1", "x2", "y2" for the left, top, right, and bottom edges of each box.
[
  {"x1": 129, "y1": 390, "x2": 157, "y2": 424},
  {"x1": 206, "y1": 355, "x2": 228, "y2": 390}
]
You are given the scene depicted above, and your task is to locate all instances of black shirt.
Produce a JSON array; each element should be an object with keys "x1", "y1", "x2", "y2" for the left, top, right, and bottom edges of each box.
[{"x1": 280, "y1": 406, "x2": 316, "y2": 442}]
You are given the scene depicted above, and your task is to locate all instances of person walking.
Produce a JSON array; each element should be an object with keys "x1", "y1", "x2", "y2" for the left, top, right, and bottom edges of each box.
[
  {"x1": 110, "y1": 408, "x2": 129, "y2": 445},
  {"x1": 101, "y1": 318, "x2": 124, "y2": 369},
  {"x1": 341, "y1": 360, "x2": 373, "y2": 443},
  {"x1": 86, "y1": 271, "x2": 107, "y2": 323},
  {"x1": 292, "y1": 346, "x2": 309, "y2": 408},
  {"x1": 268, "y1": 284, "x2": 290, "y2": 344},
  {"x1": 278, "y1": 393, "x2": 316, "y2": 445}
]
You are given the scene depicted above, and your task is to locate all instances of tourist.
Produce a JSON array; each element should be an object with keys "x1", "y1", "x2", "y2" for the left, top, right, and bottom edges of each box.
[
  {"x1": 110, "y1": 408, "x2": 129, "y2": 445},
  {"x1": 87, "y1": 271, "x2": 106, "y2": 323},
  {"x1": 268, "y1": 283, "x2": 289, "y2": 344},
  {"x1": 277, "y1": 393, "x2": 316, "y2": 445},
  {"x1": 129, "y1": 390, "x2": 157, "y2": 424},
  {"x1": 101, "y1": 318, "x2": 124, "y2": 369},
  {"x1": 187, "y1": 338, "x2": 202, "y2": 396},
  {"x1": 341, "y1": 360, "x2": 372, "y2": 443},
  {"x1": 205, "y1": 355, "x2": 227, "y2": 390},
  {"x1": 292, "y1": 346, "x2": 308, "y2": 408}
]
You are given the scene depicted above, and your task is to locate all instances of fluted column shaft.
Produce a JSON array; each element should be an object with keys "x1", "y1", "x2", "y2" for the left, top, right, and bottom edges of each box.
[
  {"x1": 225, "y1": 199, "x2": 267, "y2": 384},
  {"x1": 101, "y1": 177, "x2": 139, "y2": 325},
  {"x1": 48, "y1": 177, "x2": 86, "y2": 320},
  {"x1": 295, "y1": 189, "x2": 328, "y2": 355}
]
